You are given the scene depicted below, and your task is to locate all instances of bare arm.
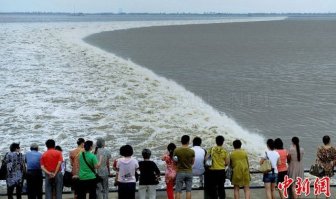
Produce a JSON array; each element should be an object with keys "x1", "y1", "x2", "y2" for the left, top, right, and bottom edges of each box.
[
  {"x1": 225, "y1": 153, "x2": 230, "y2": 166},
  {"x1": 53, "y1": 161, "x2": 62, "y2": 176},
  {"x1": 41, "y1": 165, "x2": 52, "y2": 176},
  {"x1": 69, "y1": 152, "x2": 74, "y2": 166},
  {"x1": 94, "y1": 155, "x2": 102, "y2": 169},
  {"x1": 259, "y1": 158, "x2": 265, "y2": 165},
  {"x1": 106, "y1": 157, "x2": 111, "y2": 175},
  {"x1": 161, "y1": 153, "x2": 166, "y2": 161}
]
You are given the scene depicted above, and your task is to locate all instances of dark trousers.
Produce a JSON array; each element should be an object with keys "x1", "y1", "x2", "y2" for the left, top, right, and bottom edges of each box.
[
  {"x1": 26, "y1": 170, "x2": 43, "y2": 199},
  {"x1": 204, "y1": 169, "x2": 226, "y2": 199},
  {"x1": 72, "y1": 178, "x2": 80, "y2": 199},
  {"x1": 118, "y1": 182, "x2": 136, "y2": 199},
  {"x1": 78, "y1": 179, "x2": 97, "y2": 199},
  {"x1": 7, "y1": 183, "x2": 22, "y2": 199}
]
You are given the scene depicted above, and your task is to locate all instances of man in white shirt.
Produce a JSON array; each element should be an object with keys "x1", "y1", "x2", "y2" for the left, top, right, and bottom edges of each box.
[{"x1": 191, "y1": 137, "x2": 206, "y2": 187}]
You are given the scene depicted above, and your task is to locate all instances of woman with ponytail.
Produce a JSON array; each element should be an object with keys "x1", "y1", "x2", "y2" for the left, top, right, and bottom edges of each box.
[
  {"x1": 287, "y1": 136, "x2": 304, "y2": 199},
  {"x1": 162, "y1": 143, "x2": 177, "y2": 199}
]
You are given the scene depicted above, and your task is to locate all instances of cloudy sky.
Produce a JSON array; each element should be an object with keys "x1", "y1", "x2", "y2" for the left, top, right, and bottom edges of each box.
[{"x1": 1, "y1": 0, "x2": 335, "y2": 13}]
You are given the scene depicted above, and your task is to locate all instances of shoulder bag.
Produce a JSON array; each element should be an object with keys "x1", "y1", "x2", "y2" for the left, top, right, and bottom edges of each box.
[
  {"x1": 82, "y1": 152, "x2": 103, "y2": 184},
  {"x1": 63, "y1": 161, "x2": 73, "y2": 187},
  {"x1": 259, "y1": 152, "x2": 272, "y2": 173},
  {"x1": 309, "y1": 160, "x2": 324, "y2": 177}
]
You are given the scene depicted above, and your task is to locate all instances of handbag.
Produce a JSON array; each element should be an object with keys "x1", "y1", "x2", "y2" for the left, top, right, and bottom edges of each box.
[
  {"x1": 63, "y1": 161, "x2": 73, "y2": 187},
  {"x1": 0, "y1": 153, "x2": 8, "y2": 180},
  {"x1": 309, "y1": 163, "x2": 324, "y2": 177},
  {"x1": 82, "y1": 152, "x2": 103, "y2": 184},
  {"x1": 63, "y1": 171, "x2": 73, "y2": 187},
  {"x1": 205, "y1": 148, "x2": 213, "y2": 167},
  {"x1": 259, "y1": 152, "x2": 272, "y2": 173}
]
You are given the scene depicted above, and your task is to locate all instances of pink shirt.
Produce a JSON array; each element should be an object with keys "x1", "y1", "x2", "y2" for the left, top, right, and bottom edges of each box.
[
  {"x1": 163, "y1": 154, "x2": 176, "y2": 184},
  {"x1": 276, "y1": 149, "x2": 288, "y2": 172}
]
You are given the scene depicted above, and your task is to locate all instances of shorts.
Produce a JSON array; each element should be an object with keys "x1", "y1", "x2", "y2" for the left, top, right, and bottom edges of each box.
[
  {"x1": 277, "y1": 171, "x2": 288, "y2": 184},
  {"x1": 263, "y1": 173, "x2": 278, "y2": 183},
  {"x1": 175, "y1": 172, "x2": 193, "y2": 192}
]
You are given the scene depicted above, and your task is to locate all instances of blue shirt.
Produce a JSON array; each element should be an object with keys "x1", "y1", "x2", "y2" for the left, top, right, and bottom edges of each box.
[{"x1": 25, "y1": 150, "x2": 42, "y2": 170}]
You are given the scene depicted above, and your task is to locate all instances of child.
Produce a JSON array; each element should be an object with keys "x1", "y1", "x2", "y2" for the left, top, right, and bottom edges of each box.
[{"x1": 162, "y1": 143, "x2": 177, "y2": 199}]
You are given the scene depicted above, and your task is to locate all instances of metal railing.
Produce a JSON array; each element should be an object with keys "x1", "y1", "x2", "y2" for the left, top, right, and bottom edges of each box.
[{"x1": 0, "y1": 169, "x2": 335, "y2": 196}]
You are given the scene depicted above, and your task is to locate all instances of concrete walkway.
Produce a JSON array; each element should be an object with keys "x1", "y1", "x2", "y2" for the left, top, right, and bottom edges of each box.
[{"x1": 17, "y1": 189, "x2": 335, "y2": 199}]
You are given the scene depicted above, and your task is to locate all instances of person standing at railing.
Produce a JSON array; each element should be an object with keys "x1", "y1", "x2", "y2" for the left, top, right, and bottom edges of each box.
[
  {"x1": 260, "y1": 139, "x2": 280, "y2": 199},
  {"x1": 138, "y1": 148, "x2": 161, "y2": 199},
  {"x1": 162, "y1": 143, "x2": 177, "y2": 199},
  {"x1": 94, "y1": 138, "x2": 111, "y2": 199},
  {"x1": 40, "y1": 139, "x2": 63, "y2": 199},
  {"x1": 274, "y1": 138, "x2": 288, "y2": 199},
  {"x1": 69, "y1": 138, "x2": 85, "y2": 199},
  {"x1": 116, "y1": 144, "x2": 139, "y2": 199},
  {"x1": 204, "y1": 135, "x2": 229, "y2": 199},
  {"x1": 230, "y1": 139, "x2": 250, "y2": 199},
  {"x1": 78, "y1": 140, "x2": 102, "y2": 199},
  {"x1": 5, "y1": 143, "x2": 25, "y2": 199},
  {"x1": 55, "y1": 146, "x2": 65, "y2": 199},
  {"x1": 173, "y1": 135, "x2": 195, "y2": 199},
  {"x1": 191, "y1": 137, "x2": 206, "y2": 187},
  {"x1": 25, "y1": 143, "x2": 42, "y2": 199},
  {"x1": 287, "y1": 137, "x2": 304, "y2": 199}
]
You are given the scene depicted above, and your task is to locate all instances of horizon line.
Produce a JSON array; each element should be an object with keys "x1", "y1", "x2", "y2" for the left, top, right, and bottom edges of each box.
[{"x1": 1, "y1": 12, "x2": 336, "y2": 15}]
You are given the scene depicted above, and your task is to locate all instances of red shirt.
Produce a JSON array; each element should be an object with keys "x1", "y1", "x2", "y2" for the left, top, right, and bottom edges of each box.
[
  {"x1": 276, "y1": 149, "x2": 288, "y2": 172},
  {"x1": 41, "y1": 149, "x2": 63, "y2": 172}
]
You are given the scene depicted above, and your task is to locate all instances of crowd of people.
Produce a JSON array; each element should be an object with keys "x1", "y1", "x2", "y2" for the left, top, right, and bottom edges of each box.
[{"x1": 0, "y1": 134, "x2": 335, "y2": 199}]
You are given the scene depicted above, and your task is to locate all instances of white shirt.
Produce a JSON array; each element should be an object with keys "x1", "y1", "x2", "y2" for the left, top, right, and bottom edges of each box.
[
  {"x1": 263, "y1": 150, "x2": 280, "y2": 174},
  {"x1": 191, "y1": 146, "x2": 206, "y2": 175},
  {"x1": 117, "y1": 157, "x2": 139, "y2": 183}
]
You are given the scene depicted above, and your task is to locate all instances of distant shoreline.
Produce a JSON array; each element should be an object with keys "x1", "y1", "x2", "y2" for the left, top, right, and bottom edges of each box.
[{"x1": 1, "y1": 12, "x2": 336, "y2": 17}]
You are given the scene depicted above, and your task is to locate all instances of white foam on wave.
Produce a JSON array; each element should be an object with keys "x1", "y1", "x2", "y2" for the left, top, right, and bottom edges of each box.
[{"x1": 0, "y1": 17, "x2": 286, "y2": 167}]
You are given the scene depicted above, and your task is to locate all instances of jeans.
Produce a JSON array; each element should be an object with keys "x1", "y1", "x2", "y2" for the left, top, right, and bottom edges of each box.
[
  {"x1": 45, "y1": 172, "x2": 63, "y2": 199},
  {"x1": 26, "y1": 170, "x2": 43, "y2": 199},
  {"x1": 97, "y1": 176, "x2": 109, "y2": 199},
  {"x1": 204, "y1": 169, "x2": 226, "y2": 199},
  {"x1": 263, "y1": 173, "x2": 278, "y2": 183},
  {"x1": 139, "y1": 185, "x2": 156, "y2": 199}
]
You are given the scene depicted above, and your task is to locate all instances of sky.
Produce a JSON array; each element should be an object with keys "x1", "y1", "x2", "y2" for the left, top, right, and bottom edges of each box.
[{"x1": 0, "y1": 0, "x2": 335, "y2": 13}]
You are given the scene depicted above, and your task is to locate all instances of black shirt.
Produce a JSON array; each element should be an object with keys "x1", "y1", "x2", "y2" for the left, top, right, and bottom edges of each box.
[{"x1": 139, "y1": 160, "x2": 160, "y2": 185}]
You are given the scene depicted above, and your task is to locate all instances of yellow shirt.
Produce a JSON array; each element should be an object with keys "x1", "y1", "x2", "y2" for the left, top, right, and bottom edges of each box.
[{"x1": 208, "y1": 146, "x2": 228, "y2": 170}]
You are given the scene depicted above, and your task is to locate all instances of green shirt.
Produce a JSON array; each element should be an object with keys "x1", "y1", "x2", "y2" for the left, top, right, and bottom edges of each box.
[
  {"x1": 79, "y1": 152, "x2": 98, "y2": 180},
  {"x1": 173, "y1": 147, "x2": 195, "y2": 173}
]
